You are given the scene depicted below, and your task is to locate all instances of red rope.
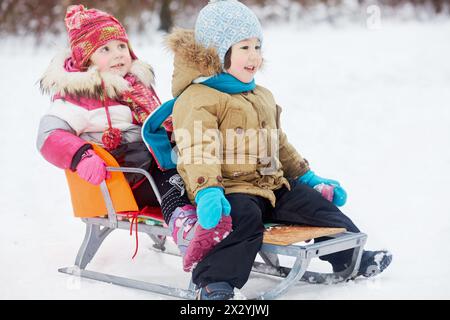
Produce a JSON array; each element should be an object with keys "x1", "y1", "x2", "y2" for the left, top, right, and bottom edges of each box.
[
  {"x1": 126, "y1": 211, "x2": 140, "y2": 259},
  {"x1": 122, "y1": 207, "x2": 164, "y2": 259}
]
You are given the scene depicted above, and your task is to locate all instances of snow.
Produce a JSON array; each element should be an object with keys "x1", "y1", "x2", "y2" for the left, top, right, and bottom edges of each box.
[{"x1": 1, "y1": 19, "x2": 450, "y2": 300}]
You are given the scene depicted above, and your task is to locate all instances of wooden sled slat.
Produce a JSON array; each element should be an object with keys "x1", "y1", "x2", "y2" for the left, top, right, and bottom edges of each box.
[{"x1": 263, "y1": 225, "x2": 346, "y2": 246}]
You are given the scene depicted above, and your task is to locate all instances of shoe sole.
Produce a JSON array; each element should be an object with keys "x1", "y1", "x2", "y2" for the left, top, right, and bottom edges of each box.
[{"x1": 361, "y1": 251, "x2": 393, "y2": 278}]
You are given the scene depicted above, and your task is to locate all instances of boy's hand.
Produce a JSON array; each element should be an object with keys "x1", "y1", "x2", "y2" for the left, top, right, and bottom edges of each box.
[
  {"x1": 298, "y1": 170, "x2": 347, "y2": 206},
  {"x1": 195, "y1": 187, "x2": 231, "y2": 230}
]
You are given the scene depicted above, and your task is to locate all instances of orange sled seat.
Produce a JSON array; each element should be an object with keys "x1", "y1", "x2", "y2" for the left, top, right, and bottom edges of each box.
[{"x1": 65, "y1": 144, "x2": 139, "y2": 218}]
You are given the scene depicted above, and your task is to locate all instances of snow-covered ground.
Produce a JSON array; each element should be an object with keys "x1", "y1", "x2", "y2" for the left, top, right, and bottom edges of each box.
[{"x1": 1, "y1": 19, "x2": 449, "y2": 299}]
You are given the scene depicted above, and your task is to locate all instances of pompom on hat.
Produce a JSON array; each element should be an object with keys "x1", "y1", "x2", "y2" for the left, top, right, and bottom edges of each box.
[
  {"x1": 194, "y1": 0, "x2": 263, "y2": 67},
  {"x1": 64, "y1": 5, "x2": 137, "y2": 70}
]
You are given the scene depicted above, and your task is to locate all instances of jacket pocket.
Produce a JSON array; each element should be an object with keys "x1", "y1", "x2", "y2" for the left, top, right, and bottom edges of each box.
[
  {"x1": 221, "y1": 108, "x2": 246, "y2": 131},
  {"x1": 222, "y1": 163, "x2": 258, "y2": 181}
]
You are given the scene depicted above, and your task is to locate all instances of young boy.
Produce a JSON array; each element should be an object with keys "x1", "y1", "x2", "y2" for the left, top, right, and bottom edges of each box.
[{"x1": 162, "y1": 0, "x2": 392, "y2": 299}]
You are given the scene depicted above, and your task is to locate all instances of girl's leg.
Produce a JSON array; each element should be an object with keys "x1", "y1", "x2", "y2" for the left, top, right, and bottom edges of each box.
[
  {"x1": 150, "y1": 168, "x2": 231, "y2": 267},
  {"x1": 149, "y1": 167, "x2": 192, "y2": 224},
  {"x1": 192, "y1": 193, "x2": 268, "y2": 290},
  {"x1": 131, "y1": 179, "x2": 159, "y2": 208},
  {"x1": 149, "y1": 167, "x2": 197, "y2": 251},
  {"x1": 109, "y1": 141, "x2": 159, "y2": 208}
]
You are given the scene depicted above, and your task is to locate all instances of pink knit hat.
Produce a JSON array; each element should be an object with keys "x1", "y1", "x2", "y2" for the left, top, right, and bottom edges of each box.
[{"x1": 64, "y1": 5, "x2": 137, "y2": 70}]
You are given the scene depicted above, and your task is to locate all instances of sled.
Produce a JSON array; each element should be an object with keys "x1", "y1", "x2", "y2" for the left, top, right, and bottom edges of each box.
[{"x1": 58, "y1": 145, "x2": 368, "y2": 300}]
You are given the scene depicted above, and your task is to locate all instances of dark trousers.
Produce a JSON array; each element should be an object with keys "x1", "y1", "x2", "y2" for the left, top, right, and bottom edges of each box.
[
  {"x1": 132, "y1": 167, "x2": 191, "y2": 223},
  {"x1": 110, "y1": 141, "x2": 191, "y2": 223},
  {"x1": 192, "y1": 179, "x2": 360, "y2": 289}
]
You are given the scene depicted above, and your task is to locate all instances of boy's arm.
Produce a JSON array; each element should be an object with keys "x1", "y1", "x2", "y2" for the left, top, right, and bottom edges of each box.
[
  {"x1": 37, "y1": 114, "x2": 91, "y2": 170},
  {"x1": 276, "y1": 105, "x2": 310, "y2": 179},
  {"x1": 172, "y1": 94, "x2": 224, "y2": 198}
]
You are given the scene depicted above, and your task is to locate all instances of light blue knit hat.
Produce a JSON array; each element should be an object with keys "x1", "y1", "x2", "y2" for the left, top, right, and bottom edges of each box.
[{"x1": 195, "y1": 0, "x2": 263, "y2": 67}]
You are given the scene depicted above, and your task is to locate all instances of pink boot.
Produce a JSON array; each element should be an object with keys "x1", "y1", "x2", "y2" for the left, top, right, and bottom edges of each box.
[
  {"x1": 168, "y1": 205, "x2": 198, "y2": 256},
  {"x1": 183, "y1": 215, "x2": 233, "y2": 272}
]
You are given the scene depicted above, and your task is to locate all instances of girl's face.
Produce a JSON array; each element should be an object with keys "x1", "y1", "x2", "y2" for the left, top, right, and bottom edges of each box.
[
  {"x1": 89, "y1": 40, "x2": 132, "y2": 76},
  {"x1": 226, "y1": 37, "x2": 262, "y2": 83}
]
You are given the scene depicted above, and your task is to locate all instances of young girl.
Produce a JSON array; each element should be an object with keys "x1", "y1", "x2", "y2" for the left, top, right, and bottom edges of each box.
[
  {"x1": 36, "y1": 5, "x2": 231, "y2": 264},
  {"x1": 163, "y1": 0, "x2": 392, "y2": 299}
]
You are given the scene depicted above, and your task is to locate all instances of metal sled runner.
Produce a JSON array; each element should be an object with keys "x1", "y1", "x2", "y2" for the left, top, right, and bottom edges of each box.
[{"x1": 59, "y1": 145, "x2": 368, "y2": 300}]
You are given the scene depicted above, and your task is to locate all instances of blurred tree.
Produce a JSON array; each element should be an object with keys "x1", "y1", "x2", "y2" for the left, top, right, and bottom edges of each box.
[
  {"x1": 158, "y1": 0, "x2": 173, "y2": 32},
  {"x1": 1, "y1": 0, "x2": 448, "y2": 39}
]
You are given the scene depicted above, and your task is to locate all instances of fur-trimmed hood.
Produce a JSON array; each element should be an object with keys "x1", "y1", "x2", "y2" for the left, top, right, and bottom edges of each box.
[
  {"x1": 165, "y1": 28, "x2": 222, "y2": 97},
  {"x1": 39, "y1": 50, "x2": 155, "y2": 100}
]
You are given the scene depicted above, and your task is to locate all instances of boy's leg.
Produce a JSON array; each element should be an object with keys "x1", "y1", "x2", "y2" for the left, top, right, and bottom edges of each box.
[
  {"x1": 192, "y1": 193, "x2": 268, "y2": 289},
  {"x1": 271, "y1": 179, "x2": 360, "y2": 269}
]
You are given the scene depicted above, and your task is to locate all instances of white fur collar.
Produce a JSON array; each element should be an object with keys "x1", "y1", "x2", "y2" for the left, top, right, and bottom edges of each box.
[{"x1": 39, "y1": 50, "x2": 155, "y2": 99}]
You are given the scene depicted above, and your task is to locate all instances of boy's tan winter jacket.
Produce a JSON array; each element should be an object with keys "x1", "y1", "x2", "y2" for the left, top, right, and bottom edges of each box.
[{"x1": 167, "y1": 29, "x2": 309, "y2": 206}]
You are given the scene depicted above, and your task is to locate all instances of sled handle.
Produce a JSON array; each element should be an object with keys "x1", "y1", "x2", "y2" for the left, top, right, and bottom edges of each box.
[
  {"x1": 105, "y1": 167, "x2": 162, "y2": 205},
  {"x1": 99, "y1": 167, "x2": 162, "y2": 228}
]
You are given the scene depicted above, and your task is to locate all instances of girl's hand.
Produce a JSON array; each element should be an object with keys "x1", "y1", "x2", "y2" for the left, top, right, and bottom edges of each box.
[{"x1": 76, "y1": 150, "x2": 110, "y2": 185}]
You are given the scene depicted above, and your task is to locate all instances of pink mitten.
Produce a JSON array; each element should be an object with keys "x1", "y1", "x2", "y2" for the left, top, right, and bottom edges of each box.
[
  {"x1": 76, "y1": 150, "x2": 110, "y2": 185},
  {"x1": 313, "y1": 183, "x2": 335, "y2": 202}
]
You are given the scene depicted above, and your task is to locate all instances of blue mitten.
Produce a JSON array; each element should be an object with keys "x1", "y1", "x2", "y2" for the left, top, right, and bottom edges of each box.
[
  {"x1": 195, "y1": 187, "x2": 231, "y2": 230},
  {"x1": 298, "y1": 170, "x2": 347, "y2": 206}
]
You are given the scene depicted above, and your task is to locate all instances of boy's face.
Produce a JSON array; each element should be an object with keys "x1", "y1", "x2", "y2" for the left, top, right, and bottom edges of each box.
[
  {"x1": 89, "y1": 40, "x2": 132, "y2": 76},
  {"x1": 226, "y1": 37, "x2": 262, "y2": 83}
]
